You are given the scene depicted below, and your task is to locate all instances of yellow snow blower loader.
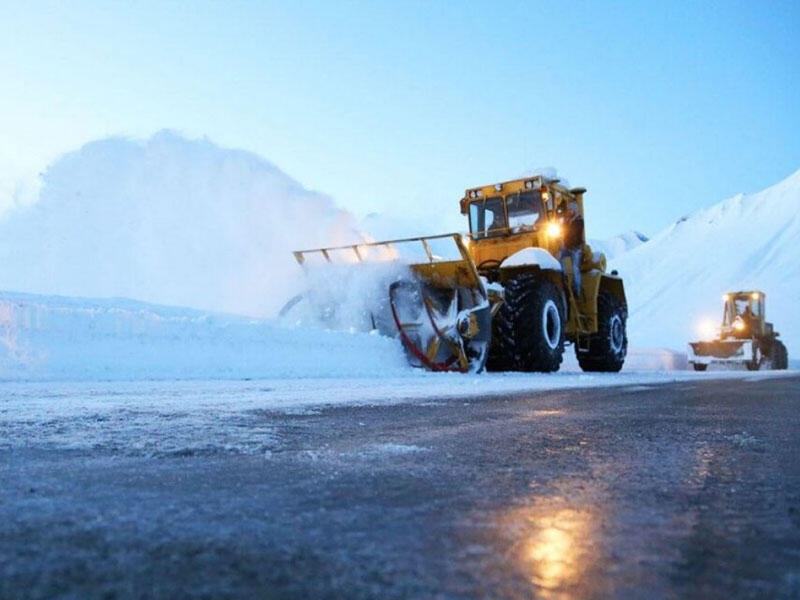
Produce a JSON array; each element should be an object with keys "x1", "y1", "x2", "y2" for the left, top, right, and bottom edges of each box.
[
  {"x1": 688, "y1": 291, "x2": 789, "y2": 371},
  {"x1": 290, "y1": 175, "x2": 627, "y2": 373}
]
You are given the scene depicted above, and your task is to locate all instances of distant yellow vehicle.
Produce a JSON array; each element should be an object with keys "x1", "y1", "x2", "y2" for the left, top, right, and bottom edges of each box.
[
  {"x1": 688, "y1": 291, "x2": 789, "y2": 371},
  {"x1": 292, "y1": 174, "x2": 627, "y2": 373}
]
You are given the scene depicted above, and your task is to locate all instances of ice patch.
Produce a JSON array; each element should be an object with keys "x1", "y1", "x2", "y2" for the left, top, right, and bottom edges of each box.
[{"x1": 368, "y1": 443, "x2": 427, "y2": 455}]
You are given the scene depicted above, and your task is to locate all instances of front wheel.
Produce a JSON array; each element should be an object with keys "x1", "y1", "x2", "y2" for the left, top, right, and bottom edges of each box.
[
  {"x1": 746, "y1": 344, "x2": 761, "y2": 371},
  {"x1": 693, "y1": 363, "x2": 708, "y2": 372},
  {"x1": 576, "y1": 291, "x2": 627, "y2": 372},
  {"x1": 491, "y1": 274, "x2": 565, "y2": 373}
]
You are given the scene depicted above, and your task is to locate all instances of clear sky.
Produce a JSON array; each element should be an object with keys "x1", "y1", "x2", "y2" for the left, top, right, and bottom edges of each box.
[{"x1": 1, "y1": 0, "x2": 798, "y2": 238}]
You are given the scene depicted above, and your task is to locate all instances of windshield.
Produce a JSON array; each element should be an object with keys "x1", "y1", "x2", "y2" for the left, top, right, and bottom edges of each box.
[
  {"x1": 469, "y1": 196, "x2": 505, "y2": 238},
  {"x1": 724, "y1": 294, "x2": 763, "y2": 326},
  {"x1": 507, "y1": 191, "x2": 543, "y2": 230},
  {"x1": 468, "y1": 191, "x2": 544, "y2": 238}
]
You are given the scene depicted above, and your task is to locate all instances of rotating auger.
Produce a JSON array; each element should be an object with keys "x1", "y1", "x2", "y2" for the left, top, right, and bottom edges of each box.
[{"x1": 389, "y1": 278, "x2": 491, "y2": 373}]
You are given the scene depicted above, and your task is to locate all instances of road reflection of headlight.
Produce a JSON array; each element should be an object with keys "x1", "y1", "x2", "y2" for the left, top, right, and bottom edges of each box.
[
  {"x1": 492, "y1": 500, "x2": 599, "y2": 594},
  {"x1": 526, "y1": 511, "x2": 579, "y2": 588}
]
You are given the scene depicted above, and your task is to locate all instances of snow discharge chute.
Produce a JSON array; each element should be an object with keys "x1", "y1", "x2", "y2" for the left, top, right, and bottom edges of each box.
[{"x1": 290, "y1": 233, "x2": 492, "y2": 373}]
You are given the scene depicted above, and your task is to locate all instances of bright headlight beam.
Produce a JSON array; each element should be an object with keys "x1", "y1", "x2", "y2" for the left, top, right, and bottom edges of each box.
[
  {"x1": 546, "y1": 222, "x2": 562, "y2": 238},
  {"x1": 697, "y1": 318, "x2": 717, "y2": 341}
]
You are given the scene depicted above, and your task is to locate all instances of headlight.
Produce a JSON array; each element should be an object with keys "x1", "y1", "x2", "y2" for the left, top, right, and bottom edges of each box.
[
  {"x1": 697, "y1": 318, "x2": 717, "y2": 341},
  {"x1": 546, "y1": 222, "x2": 562, "y2": 238},
  {"x1": 733, "y1": 317, "x2": 745, "y2": 331}
]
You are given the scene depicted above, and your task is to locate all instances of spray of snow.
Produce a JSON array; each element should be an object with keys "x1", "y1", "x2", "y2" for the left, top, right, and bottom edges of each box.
[
  {"x1": 0, "y1": 131, "x2": 363, "y2": 318},
  {"x1": 283, "y1": 260, "x2": 411, "y2": 334}
]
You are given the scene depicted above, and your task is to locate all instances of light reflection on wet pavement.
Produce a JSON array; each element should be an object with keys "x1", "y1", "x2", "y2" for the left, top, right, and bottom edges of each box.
[{"x1": 2, "y1": 375, "x2": 800, "y2": 599}]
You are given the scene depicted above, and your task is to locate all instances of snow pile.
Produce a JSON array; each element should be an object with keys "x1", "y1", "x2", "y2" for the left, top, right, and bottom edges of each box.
[
  {"x1": 0, "y1": 291, "x2": 409, "y2": 381},
  {"x1": 0, "y1": 131, "x2": 362, "y2": 318},
  {"x1": 0, "y1": 288, "x2": 700, "y2": 383},
  {"x1": 611, "y1": 168, "x2": 800, "y2": 352}
]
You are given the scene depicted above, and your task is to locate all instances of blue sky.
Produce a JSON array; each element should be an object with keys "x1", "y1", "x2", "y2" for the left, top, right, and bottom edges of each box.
[{"x1": 1, "y1": 0, "x2": 798, "y2": 238}]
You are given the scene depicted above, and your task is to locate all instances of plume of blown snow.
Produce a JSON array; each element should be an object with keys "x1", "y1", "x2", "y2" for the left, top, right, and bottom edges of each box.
[
  {"x1": 610, "y1": 168, "x2": 800, "y2": 353},
  {"x1": 0, "y1": 131, "x2": 363, "y2": 317}
]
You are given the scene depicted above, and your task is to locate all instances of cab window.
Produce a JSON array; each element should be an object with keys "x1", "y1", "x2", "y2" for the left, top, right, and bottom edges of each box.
[
  {"x1": 506, "y1": 191, "x2": 543, "y2": 231},
  {"x1": 469, "y1": 197, "x2": 506, "y2": 238}
]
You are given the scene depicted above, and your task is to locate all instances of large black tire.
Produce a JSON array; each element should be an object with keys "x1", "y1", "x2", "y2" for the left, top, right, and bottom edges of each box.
[
  {"x1": 772, "y1": 340, "x2": 788, "y2": 370},
  {"x1": 488, "y1": 274, "x2": 565, "y2": 373},
  {"x1": 693, "y1": 363, "x2": 708, "y2": 372},
  {"x1": 486, "y1": 316, "x2": 514, "y2": 371},
  {"x1": 576, "y1": 291, "x2": 627, "y2": 372}
]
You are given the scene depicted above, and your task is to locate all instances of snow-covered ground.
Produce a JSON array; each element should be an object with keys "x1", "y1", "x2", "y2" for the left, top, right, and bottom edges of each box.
[
  {"x1": 1, "y1": 287, "x2": 795, "y2": 410},
  {"x1": 611, "y1": 168, "x2": 800, "y2": 352},
  {"x1": 0, "y1": 133, "x2": 797, "y2": 400}
]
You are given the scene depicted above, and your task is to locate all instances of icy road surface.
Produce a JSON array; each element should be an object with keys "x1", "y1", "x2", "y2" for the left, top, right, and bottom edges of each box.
[{"x1": 2, "y1": 370, "x2": 799, "y2": 599}]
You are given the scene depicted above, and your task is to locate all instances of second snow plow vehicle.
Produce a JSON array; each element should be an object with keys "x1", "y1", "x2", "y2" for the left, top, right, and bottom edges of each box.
[
  {"x1": 688, "y1": 291, "x2": 789, "y2": 371},
  {"x1": 292, "y1": 175, "x2": 627, "y2": 373}
]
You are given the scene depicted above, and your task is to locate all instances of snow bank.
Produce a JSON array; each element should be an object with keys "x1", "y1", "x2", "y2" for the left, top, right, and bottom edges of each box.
[
  {"x1": 1, "y1": 290, "x2": 795, "y2": 383},
  {"x1": 0, "y1": 291, "x2": 409, "y2": 381}
]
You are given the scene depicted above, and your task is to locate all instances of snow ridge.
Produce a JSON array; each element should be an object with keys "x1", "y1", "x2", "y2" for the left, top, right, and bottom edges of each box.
[{"x1": 611, "y1": 167, "x2": 800, "y2": 352}]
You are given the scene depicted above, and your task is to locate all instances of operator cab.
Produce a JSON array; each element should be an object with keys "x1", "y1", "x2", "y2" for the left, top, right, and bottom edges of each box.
[
  {"x1": 722, "y1": 291, "x2": 764, "y2": 338},
  {"x1": 462, "y1": 176, "x2": 586, "y2": 242},
  {"x1": 468, "y1": 190, "x2": 546, "y2": 239}
]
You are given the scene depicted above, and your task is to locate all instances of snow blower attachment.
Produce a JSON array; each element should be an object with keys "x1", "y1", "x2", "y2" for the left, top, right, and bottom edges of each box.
[
  {"x1": 292, "y1": 234, "x2": 492, "y2": 372},
  {"x1": 291, "y1": 174, "x2": 628, "y2": 373},
  {"x1": 688, "y1": 291, "x2": 789, "y2": 371}
]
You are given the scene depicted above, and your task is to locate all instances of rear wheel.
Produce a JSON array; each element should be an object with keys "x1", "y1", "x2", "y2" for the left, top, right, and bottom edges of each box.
[
  {"x1": 489, "y1": 274, "x2": 565, "y2": 373},
  {"x1": 772, "y1": 340, "x2": 788, "y2": 370},
  {"x1": 576, "y1": 291, "x2": 627, "y2": 372}
]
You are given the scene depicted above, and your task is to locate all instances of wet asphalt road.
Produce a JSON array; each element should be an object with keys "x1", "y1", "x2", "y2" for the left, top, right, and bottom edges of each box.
[{"x1": 2, "y1": 375, "x2": 800, "y2": 599}]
